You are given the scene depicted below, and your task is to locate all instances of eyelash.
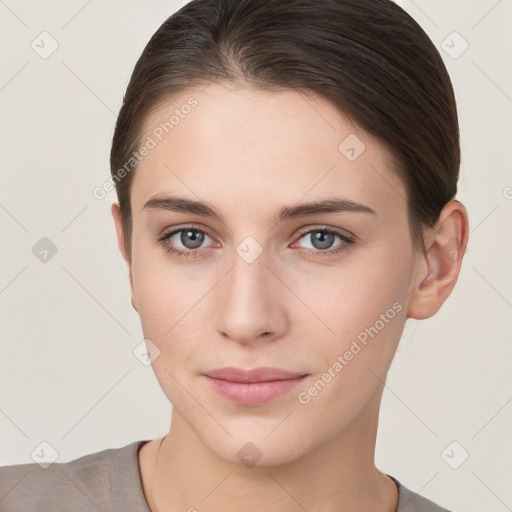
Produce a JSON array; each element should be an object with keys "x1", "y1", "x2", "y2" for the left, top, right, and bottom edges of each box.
[{"x1": 157, "y1": 225, "x2": 355, "y2": 259}]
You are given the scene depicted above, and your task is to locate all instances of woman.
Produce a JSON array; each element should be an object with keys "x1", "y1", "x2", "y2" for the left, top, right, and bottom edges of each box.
[{"x1": 0, "y1": 0, "x2": 468, "y2": 510}]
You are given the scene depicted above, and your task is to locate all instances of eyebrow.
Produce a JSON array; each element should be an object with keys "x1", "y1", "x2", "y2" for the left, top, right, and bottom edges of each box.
[{"x1": 142, "y1": 194, "x2": 377, "y2": 223}]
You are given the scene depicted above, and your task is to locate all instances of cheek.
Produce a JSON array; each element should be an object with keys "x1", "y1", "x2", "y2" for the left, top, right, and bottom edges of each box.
[
  {"x1": 299, "y1": 243, "x2": 410, "y2": 367},
  {"x1": 292, "y1": 256, "x2": 408, "y2": 429},
  {"x1": 130, "y1": 243, "x2": 215, "y2": 368},
  {"x1": 131, "y1": 256, "x2": 171, "y2": 336},
  {"x1": 134, "y1": 270, "x2": 201, "y2": 341},
  {"x1": 310, "y1": 243, "x2": 407, "y2": 313}
]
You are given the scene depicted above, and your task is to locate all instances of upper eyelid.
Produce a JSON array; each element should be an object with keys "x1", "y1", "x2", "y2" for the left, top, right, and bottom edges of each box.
[
  {"x1": 160, "y1": 223, "x2": 211, "y2": 239},
  {"x1": 296, "y1": 226, "x2": 352, "y2": 238}
]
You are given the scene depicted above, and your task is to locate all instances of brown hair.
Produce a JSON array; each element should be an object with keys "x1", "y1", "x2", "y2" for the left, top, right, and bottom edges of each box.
[{"x1": 110, "y1": 0, "x2": 460, "y2": 259}]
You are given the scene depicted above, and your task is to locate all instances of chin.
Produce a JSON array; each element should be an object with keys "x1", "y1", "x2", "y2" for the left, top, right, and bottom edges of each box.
[
  {"x1": 217, "y1": 437, "x2": 303, "y2": 468},
  {"x1": 197, "y1": 418, "x2": 311, "y2": 468}
]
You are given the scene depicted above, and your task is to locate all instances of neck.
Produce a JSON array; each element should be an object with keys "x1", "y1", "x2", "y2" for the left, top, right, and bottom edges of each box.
[{"x1": 142, "y1": 388, "x2": 398, "y2": 512}]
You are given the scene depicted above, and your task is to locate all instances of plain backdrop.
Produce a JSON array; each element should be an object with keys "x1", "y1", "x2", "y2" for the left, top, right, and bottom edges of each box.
[{"x1": 0, "y1": 1, "x2": 511, "y2": 511}]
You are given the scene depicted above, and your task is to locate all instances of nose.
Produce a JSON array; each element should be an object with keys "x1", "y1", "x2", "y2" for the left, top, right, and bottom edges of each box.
[{"x1": 214, "y1": 245, "x2": 289, "y2": 345}]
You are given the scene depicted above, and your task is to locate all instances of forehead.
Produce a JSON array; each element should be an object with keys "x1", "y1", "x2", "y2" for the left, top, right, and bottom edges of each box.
[{"x1": 131, "y1": 83, "x2": 406, "y2": 221}]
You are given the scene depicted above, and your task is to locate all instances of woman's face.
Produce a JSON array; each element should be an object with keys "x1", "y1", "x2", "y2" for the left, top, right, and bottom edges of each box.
[{"x1": 114, "y1": 82, "x2": 425, "y2": 466}]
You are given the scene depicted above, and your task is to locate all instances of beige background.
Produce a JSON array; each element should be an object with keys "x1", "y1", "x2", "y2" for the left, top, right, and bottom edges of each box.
[{"x1": 1, "y1": 1, "x2": 511, "y2": 511}]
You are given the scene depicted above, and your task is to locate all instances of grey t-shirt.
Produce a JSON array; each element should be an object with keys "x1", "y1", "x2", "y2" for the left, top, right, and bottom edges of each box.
[{"x1": 0, "y1": 440, "x2": 453, "y2": 511}]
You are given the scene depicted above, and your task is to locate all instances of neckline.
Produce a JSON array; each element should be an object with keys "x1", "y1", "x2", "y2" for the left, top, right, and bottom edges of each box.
[{"x1": 124, "y1": 440, "x2": 402, "y2": 512}]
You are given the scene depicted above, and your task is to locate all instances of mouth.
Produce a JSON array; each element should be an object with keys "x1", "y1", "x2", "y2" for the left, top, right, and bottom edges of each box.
[{"x1": 203, "y1": 366, "x2": 309, "y2": 406}]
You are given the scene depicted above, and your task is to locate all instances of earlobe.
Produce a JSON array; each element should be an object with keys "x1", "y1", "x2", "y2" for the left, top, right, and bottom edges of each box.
[{"x1": 406, "y1": 200, "x2": 469, "y2": 320}]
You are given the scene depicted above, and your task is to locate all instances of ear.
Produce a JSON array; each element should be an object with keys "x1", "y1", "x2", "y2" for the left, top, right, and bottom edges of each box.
[
  {"x1": 111, "y1": 202, "x2": 138, "y2": 313},
  {"x1": 406, "y1": 200, "x2": 469, "y2": 320}
]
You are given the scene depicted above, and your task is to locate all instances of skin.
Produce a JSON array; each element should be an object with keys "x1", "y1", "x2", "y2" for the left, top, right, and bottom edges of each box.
[{"x1": 111, "y1": 82, "x2": 469, "y2": 512}]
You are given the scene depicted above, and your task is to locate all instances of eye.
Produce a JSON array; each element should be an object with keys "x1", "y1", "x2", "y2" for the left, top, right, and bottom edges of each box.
[
  {"x1": 158, "y1": 226, "x2": 216, "y2": 258},
  {"x1": 294, "y1": 227, "x2": 354, "y2": 257}
]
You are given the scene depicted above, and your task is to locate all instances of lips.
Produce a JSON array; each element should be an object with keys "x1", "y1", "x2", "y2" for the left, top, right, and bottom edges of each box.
[
  {"x1": 203, "y1": 366, "x2": 309, "y2": 406},
  {"x1": 204, "y1": 366, "x2": 307, "y2": 382}
]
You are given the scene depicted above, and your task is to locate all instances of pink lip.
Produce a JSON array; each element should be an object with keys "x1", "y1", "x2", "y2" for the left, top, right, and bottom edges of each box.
[{"x1": 204, "y1": 367, "x2": 308, "y2": 406}]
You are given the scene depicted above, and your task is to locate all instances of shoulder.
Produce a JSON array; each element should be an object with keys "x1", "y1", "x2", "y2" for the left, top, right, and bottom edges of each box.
[
  {"x1": 0, "y1": 440, "x2": 149, "y2": 512},
  {"x1": 391, "y1": 475, "x2": 454, "y2": 512}
]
